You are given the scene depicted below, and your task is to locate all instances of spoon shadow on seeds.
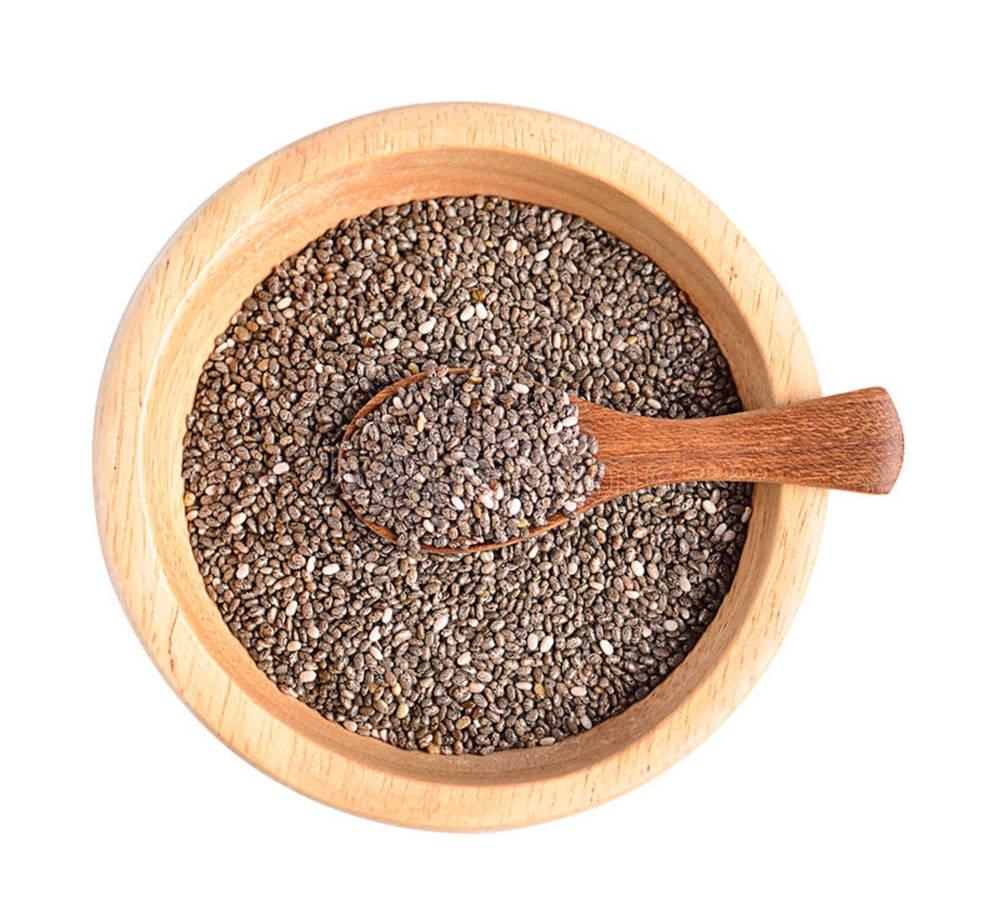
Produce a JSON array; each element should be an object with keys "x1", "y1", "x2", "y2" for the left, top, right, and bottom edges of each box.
[{"x1": 337, "y1": 367, "x2": 903, "y2": 554}]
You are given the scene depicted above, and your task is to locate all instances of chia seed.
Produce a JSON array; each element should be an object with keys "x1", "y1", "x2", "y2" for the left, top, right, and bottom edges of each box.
[
  {"x1": 182, "y1": 195, "x2": 752, "y2": 755},
  {"x1": 338, "y1": 366, "x2": 604, "y2": 551}
]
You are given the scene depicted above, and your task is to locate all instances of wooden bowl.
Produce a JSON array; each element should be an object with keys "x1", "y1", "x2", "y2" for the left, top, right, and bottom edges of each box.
[{"x1": 94, "y1": 103, "x2": 826, "y2": 830}]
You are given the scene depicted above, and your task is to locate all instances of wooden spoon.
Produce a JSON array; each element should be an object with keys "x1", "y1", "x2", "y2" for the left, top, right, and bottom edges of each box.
[{"x1": 338, "y1": 370, "x2": 903, "y2": 554}]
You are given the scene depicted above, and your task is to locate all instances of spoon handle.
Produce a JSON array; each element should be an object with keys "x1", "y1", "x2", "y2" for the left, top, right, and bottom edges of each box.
[{"x1": 597, "y1": 388, "x2": 903, "y2": 494}]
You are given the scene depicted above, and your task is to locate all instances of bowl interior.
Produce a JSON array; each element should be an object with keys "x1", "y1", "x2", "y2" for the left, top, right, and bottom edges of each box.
[{"x1": 141, "y1": 146, "x2": 783, "y2": 788}]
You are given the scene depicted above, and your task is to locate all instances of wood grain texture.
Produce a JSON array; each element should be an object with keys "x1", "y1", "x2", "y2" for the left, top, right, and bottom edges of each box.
[
  {"x1": 93, "y1": 103, "x2": 828, "y2": 830},
  {"x1": 583, "y1": 387, "x2": 903, "y2": 496},
  {"x1": 342, "y1": 374, "x2": 901, "y2": 553}
]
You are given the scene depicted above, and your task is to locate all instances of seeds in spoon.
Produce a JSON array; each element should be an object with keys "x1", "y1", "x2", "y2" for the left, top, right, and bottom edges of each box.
[{"x1": 338, "y1": 367, "x2": 605, "y2": 550}]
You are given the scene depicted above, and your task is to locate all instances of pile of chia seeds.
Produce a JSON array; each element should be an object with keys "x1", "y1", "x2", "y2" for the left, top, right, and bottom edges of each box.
[
  {"x1": 338, "y1": 366, "x2": 604, "y2": 551},
  {"x1": 182, "y1": 196, "x2": 751, "y2": 755}
]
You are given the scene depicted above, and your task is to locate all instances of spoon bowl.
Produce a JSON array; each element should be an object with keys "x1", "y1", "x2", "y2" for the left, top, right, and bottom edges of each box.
[{"x1": 339, "y1": 369, "x2": 903, "y2": 554}]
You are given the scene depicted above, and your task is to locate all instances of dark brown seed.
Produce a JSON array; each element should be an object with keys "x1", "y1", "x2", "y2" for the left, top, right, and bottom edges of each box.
[{"x1": 182, "y1": 196, "x2": 751, "y2": 756}]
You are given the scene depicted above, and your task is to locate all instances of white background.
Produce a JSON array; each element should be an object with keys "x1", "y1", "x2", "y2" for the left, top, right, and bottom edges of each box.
[{"x1": 4, "y1": 2, "x2": 998, "y2": 918}]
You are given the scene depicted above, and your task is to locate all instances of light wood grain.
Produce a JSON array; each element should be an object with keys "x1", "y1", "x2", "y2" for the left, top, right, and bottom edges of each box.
[{"x1": 93, "y1": 103, "x2": 827, "y2": 830}]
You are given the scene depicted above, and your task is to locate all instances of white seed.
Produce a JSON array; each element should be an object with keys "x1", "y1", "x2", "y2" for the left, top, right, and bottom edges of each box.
[
  {"x1": 417, "y1": 317, "x2": 436, "y2": 335},
  {"x1": 230, "y1": 511, "x2": 247, "y2": 526},
  {"x1": 527, "y1": 633, "x2": 539, "y2": 651},
  {"x1": 272, "y1": 461, "x2": 289, "y2": 475},
  {"x1": 451, "y1": 495, "x2": 465, "y2": 511},
  {"x1": 505, "y1": 238, "x2": 518, "y2": 252},
  {"x1": 741, "y1": 506, "x2": 753, "y2": 523},
  {"x1": 475, "y1": 302, "x2": 488, "y2": 319},
  {"x1": 599, "y1": 639, "x2": 614, "y2": 656},
  {"x1": 679, "y1": 575, "x2": 692, "y2": 592},
  {"x1": 630, "y1": 560, "x2": 645, "y2": 577},
  {"x1": 416, "y1": 413, "x2": 427, "y2": 433},
  {"x1": 235, "y1": 563, "x2": 250, "y2": 580},
  {"x1": 512, "y1": 382, "x2": 530, "y2": 395},
  {"x1": 385, "y1": 336, "x2": 400, "y2": 350},
  {"x1": 570, "y1": 686, "x2": 587, "y2": 697},
  {"x1": 539, "y1": 635, "x2": 554, "y2": 653},
  {"x1": 299, "y1": 670, "x2": 316, "y2": 683},
  {"x1": 535, "y1": 248, "x2": 550, "y2": 261},
  {"x1": 433, "y1": 614, "x2": 449, "y2": 632},
  {"x1": 456, "y1": 651, "x2": 472, "y2": 666},
  {"x1": 321, "y1": 563, "x2": 339, "y2": 575},
  {"x1": 702, "y1": 499, "x2": 717, "y2": 514},
  {"x1": 460, "y1": 304, "x2": 476, "y2": 322},
  {"x1": 285, "y1": 600, "x2": 298, "y2": 617},
  {"x1": 507, "y1": 497, "x2": 522, "y2": 516}
]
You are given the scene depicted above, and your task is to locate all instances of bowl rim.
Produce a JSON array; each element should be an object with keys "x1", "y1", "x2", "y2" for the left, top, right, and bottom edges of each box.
[{"x1": 93, "y1": 102, "x2": 826, "y2": 830}]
